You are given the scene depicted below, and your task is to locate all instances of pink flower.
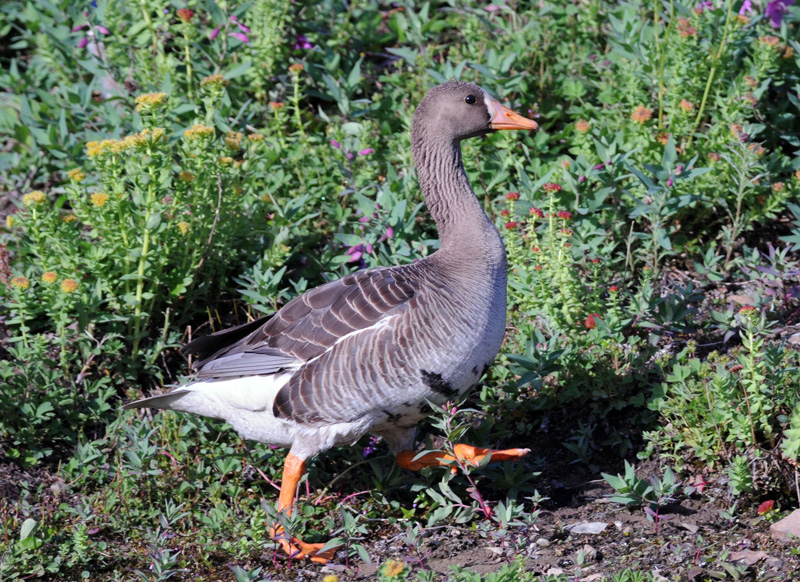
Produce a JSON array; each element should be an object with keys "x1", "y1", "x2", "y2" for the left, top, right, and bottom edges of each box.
[
  {"x1": 230, "y1": 15, "x2": 251, "y2": 33},
  {"x1": 530, "y1": 207, "x2": 544, "y2": 218},
  {"x1": 557, "y1": 211, "x2": 572, "y2": 220},
  {"x1": 358, "y1": 148, "x2": 374, "y2": 156},
  {"x1": 500, "y1": 209, "x2": 509, "y2": 216},
  {"x1": 73, "y1": 24, "x2": 88, "y2": 32},
  {"x1": 96, "y1": 25, "x2": 110, "y2": 35},
  {"x1": 229, "y1": 32, "x2": 250, "y2": 43},
  {"x1": 766, "y1": 0, "x2": 793, "y2": 27},
  {"x1": 78, "y1": 36, "x2": 89, "y2": 49},
  {"x1": 330, "y1": 139, "x2": 341, "y2": 149},
  {"x1": 505, "y1": 221, "x2": 518, "y2": 230},
  {"x1": 666, "y1": 176, "x2": 674, "y2": 187},
  {"x1": 386, "y1": 226, "x2": 394, "y2": 239},
  {"x1": 209, "y1": 26, "x2": 221, "y2": 40},
  {"x1": 739, "y1": 0, "x2": 754, "y2": 14},
  {"x1": 609, "y1": 285, "x2": 620, "y2": 293},
  {"x1": 594, "y1": 161, "x2": 608, "y2": 170},
  {"x1": 505, "y1": 192, "x2": 520, "y2": 201},
  {"x1": 542, "y1": 183, "x2": 562, "y2": 192}
]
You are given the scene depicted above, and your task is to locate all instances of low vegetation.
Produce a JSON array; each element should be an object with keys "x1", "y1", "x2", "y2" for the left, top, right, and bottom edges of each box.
[{"x1": 1, "y1": 0, "x2": 799, "y2": 580}]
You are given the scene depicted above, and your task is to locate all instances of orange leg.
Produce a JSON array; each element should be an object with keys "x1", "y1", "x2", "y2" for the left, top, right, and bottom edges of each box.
[
  {"x1": 271, "y1": 453, "x2": 338, "y2": 564},
  {"x1": 396, "y1": 443, "x2": 530, "y2": 472}
]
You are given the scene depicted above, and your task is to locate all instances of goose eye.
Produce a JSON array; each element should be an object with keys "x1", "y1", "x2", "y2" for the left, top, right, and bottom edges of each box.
[{"x1": 464, "y1": 95, "x2": 476, "y2": 105}]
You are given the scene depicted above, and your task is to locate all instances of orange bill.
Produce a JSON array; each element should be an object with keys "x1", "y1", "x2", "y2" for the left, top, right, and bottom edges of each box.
[{"x1": 487, "y1": 98, "x2": 538, "y2": 131}]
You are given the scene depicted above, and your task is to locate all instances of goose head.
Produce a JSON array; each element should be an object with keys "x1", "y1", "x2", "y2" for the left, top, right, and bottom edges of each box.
[{"x1": 412, "y1": 80, "x2": 538, "y2": 144}]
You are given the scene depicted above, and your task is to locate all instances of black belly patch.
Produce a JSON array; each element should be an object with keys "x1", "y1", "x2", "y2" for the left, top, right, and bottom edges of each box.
[
  {"x1": 383, "y1": 409, "x2": 402, "y2": 423},
  {"x1": 420, "y1": 369, "x2": 457, "y2": 398}
]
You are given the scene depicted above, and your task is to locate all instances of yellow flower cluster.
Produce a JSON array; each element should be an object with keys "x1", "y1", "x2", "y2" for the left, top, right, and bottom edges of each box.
[
  {"x1": 219, "y1": 156, "x2": 234, "y2": 165},
  {"x1": 11, "y1": 276, "x2": 30, "y2": 290},
  {"x1": 179, "y1": 171, "x2": 195, "y2": 182},
  {"x1": 322, "y1": 576, "x2": 339, "y2": 582},
  {"x1": 6, "y1": 215, "x2": 14, "y2": 228},
  {"x1": 87, "y1": 129, "x2": 167, "y2": 158},
  {"x1": 67, "y1": 168, "x2": 86, "y2": 182},
  {"x1": 225, "y1": 131, "x2": 243, "y2": 151},
  {"x1": 381, "y1": 559, "x2": 406, "y2": 578},
  {"x1": 91, "y1": 192, "x2": 110, "y2": 207},
  {"x1": 62, "y1": 213, "x2": 78, "y2": 223},
  {"x1": 177, "y1": 221, "x2": 190, "y2": 235},
  {"x1": 135, "y1": 92, "x2": 168, "y2": 112},
  {"x1": 200, "y1": 74, "x2": 228, "y2": 88},
  {"x1": 184, "y1": 124, "x2": 215, "y2": 140},
  {"x1": 23, "y1": 190, "x2": 47, "y2": 207},
  {"x1": 61, "y1": 279, "x2": 79, "y2": 293},
  {"x1": 631, "y1": 105, "x2": 653, "y2": 124},
  {"x1": 248, "y1": 133, "x2": 265, "y2": 142},
  {"x1": 42, "y1": 271, "x2": 57, "y2": 284}
]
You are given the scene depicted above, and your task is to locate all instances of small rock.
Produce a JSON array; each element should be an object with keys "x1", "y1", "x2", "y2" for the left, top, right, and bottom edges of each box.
[
  {"x1": 567, "y1": 522, "x2": 609, "y2": 535},
  {"x1": 729, "y1": 294, "x2": 757, "y2": 306},
  {"x1": 728, "y1": 549, "x2": 767, "y2": 566},
  {"x1": 788, "y1": 333, "x2": 800, "y2": 347},
  {"x1": 678, "y1": 521, "x2": 699, "y2": 533},
  {"x1": 581, "y1": 574, "x2": 604, "y2": 582},
  {"x1": 535, "y1": 538, "x2": 551, "y2": 548},
  {"x1": 545, "y1": 568, "x2": 564, "y2": 576},
  {"x1": 770, "y1": 509, "x2": 800, "y2": 543},
  {"x1": 764, "y1": 556, "x2": 784, "y2": 570},
  {"x1": 613, "y1": 521, "x2": 623, "y2": 530}
]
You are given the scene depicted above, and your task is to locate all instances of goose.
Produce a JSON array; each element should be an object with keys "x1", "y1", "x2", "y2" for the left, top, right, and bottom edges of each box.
[{"x1": 124, "y1": 80, "x2": 538, "y2": 563}]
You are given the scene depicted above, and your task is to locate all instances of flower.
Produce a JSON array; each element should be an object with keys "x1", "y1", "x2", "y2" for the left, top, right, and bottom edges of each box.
[
  {"x1": 500, "y1": 209, "x2": 509, "y2": 216},
  {"x1": 330, "y1": 139, "x2": 341, "y2": 149},
  {"x1": 229, "y1": 31, "x2": 250, "y2": 43},
  {"x1": 505, "y1": 192, "x2": 520, "y2": 201},
  {"x1": 666, "y1": 176, "x2": 674, "y2": 188},
  {"x1": 759, "y1": 35, "x2": 781, "y2": 47},
  {"x1": 23, "y1": 191, "x2": 47, "y2": 207},
  {"x1": 5, "y1": 215, "x2": 14, "y2": 228},
  {"x1": 557, "y1": 210, "x2": 572, "y2": 220},
  {"x1": 179, "y1": 171, "x2": 195, "y2": 182},
  {"x1": 530, "y1": 207, "x2": 544, "y2": 218},
  {"x1": 86, "y1": 139, "x2": 121, "y2": 158},
  {"x1": 739, "y1": 305, "x2": 758, "y2": 314},
  {"x1": 766, "y1": 0, "x2": 793, "y2": 28},
  {"x1": 358, "y1": 148, "x2": 374, "y2": 156},
  {"x1": 288, "y1": 63, "x2": 304, "y2": 73},
  {"x1": 91, "y1": 192, "x2": 110, "y2": 207},
  {"x1": 135, "y1": 92, "x2": 168, "y2": 112},
  {"x1": 10, "y1": 276, "x2": 30, "y2": 290},
  {"x1": 559, "y1": 228, "x2": 573, "y2": 236},
  {"x1": 269, "y1": 101, "x2": 285, "y2": 110},
  {"x1": 542, "y1": 182, "x2": 562, "y2": 192},
  {"x1": 42, "y1": 271, "x2": 57, "y2": 284},
  {"x1": 176, "y1": 8, "x2": 194, "y2": 22},
  {"x1": 505, "y1": 221, "x2": 518, "y2": 229},
  {"x1": 758, "y1": 500, "x2": 775, "y2": 515},
  {"x1": 679, "y1": 99, "x2": 694, "y2": 112},
  {"x1": 294, "y1": 34, "x2": 314, "y2": 50},
  {"x1": 219, "y1": 156, "x2": 234, "y2": 165},
  {"x1": 631, "y1": 105, "x2": 653, "y2": 123},
  {"x1": 201, "y1": 74, "x2": 228, "y2": 89},
  {"x1": 381, "y1": 559, "x2": 406, "y2": 578},
  {"x1": 386, "y1": 226, "x2": 394, "y2": 239},
  {"x1": 62, "y1": 213, "x2": 78, "y2": 223},
  {"x1": 209, "y1": 26, "x2": 220, "y2": 40},
  {"x1": 533, "y1": 264, "x2": 543, "y2": 271},
  {"x1": 584, "y1": 313, "x2": 601, "y2": 329},
  {"x1": 590, "y1": 258, "x2": 601, "y2": 264},
  {"x1": 708, "y1": 152, "x2": 721, "y2": 162},
  {"x1": 575, "y1": 119, "x2": 590, "y2": 133},
  {"x1": 677, "y1": 17, "x2": 697, "y2": 37},
  {"x1": 248, "y1": 133, "x2": 265, "y2": 142},
  {"x1": 773, "y1": 182, "x2": 785, "y2": 192},
  {"x1": 78, "y1": 36, "x2": 89, "y2": 49},
  {"x1": 609, "y1": 285, "x2": 620, "y2": 293},
  {"x1": 184, "y1": 124, "x2": 215, "y2": 140},
  {"x1": 323, "y1": 575, "x2": 340, "y2": 582},
  {"x1": 740, "y1": 0, "x2": 754, "y2": 14},
  {"x1": 61, "y1": 278, "x2": 79, "y2": 293},
  {"x1": 67, "y1": 168, "x2": 86, "y2": 182},
  {"x1": 177, "y1": 221, "x2": 190, "y2": 235},
  {"x1": 225, "y1": 131, "x2": 243, "y2": 151}
]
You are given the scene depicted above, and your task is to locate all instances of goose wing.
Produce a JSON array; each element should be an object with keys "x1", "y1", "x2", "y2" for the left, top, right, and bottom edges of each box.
[{"x1": 184, "y1": 267, "x2": 419, "y2": 380}]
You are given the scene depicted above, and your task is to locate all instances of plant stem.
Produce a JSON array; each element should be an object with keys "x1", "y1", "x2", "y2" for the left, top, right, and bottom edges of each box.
[{"x1": 131, "y1": 149, "x2": 158, "y2": 360}]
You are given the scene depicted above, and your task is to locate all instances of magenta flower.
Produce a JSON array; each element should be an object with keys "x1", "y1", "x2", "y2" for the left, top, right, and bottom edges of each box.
[
  {"x1": 346, "y1": 152, "x2": 354, "y2": 160},
  {"x1": 739, "y1": 0, "x2": 754, "y2": 14},
  {"x1": 330, "y1": 139, "x2": 341, "y2": 149},
  {"x1": 594, "y1": 161, "x2": 608, "y2": 170},
  {"x1": 666, "y1": 176, "x2": 674, "y2": 187},
  {"x1": 96, "y1": 25, "x2": 109, "y2": 35},
  {"x1": 294, "y1": 34, "x2": 313, "y2": 50},
  {"x1": 230, "y1": 15, "x2": 252, "y2": 34},
  {"x1": 229, "y1": 32, "x2": 250, "y2": 43},
  {"x1": 209, "y1": 26, "x2": 220, "y2": 40},
  {"x1": 358, "y1": 148, "x2": 374, "y2": 156},
  {"x1": 78, "y1": 36, "x2": 89, "y2": 49},
  {"x1": 73, "y1": 23, "x2": 88, "y2": 32},
  {"x1": 766, "y1": 0, "x2": 794, "y2": 27},
  {"x1": 386, "y1": 226, "x2": 394, "y2": 239}
]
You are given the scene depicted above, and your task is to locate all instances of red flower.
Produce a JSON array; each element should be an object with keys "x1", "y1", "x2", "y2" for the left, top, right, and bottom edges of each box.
[
  {"x1": 557, "y1": 211, "x2": 572, "y2": 220},
  {"x1": 584, "y1": 313, "x2": 601, "y2": 329},
  {"x1": 505, "y1": 192, "x2": 520, "y2": 201},
  {"x1": 739, "y1": 305, "x2": 757, "y2": 314},
  {"x1": 559, "y1": 228, "x2": 573, "y2": 236},
  {"x1": 543, "y1": 183, "x2": 562, "y2": 192},
  {"x1": 590, "y1": 258, "x2": 601, "y2": 264},
  {"x1": 177, "y1": 8, "x2": 195, "y2": 21},
  {"x1": 530, "y1": 207, "x2": 544, "y2": 218},
  {"x1": 534, "y1": 265, "x2": 543, "y2": 271},
  {"x1": 505, "y1": 221, "x2": 518, "y2": 230},
  {"x1": 609, "y1": 285, "x2": 619, "y2": 293},
  {"x1": 758, "y1": 500, "x2": 775, "y2": 515},
  {"x1": 500, "y1": 209, "x2": 509, "y2": 216}
]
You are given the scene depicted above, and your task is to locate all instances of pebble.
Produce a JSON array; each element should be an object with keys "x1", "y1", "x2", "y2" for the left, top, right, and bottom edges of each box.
[
  {"x1": 728, "y1": 549, "x2": 767, "y2": 566},
  {"x1": 567, "y1": 522, "x2": 609, "y2": 535},
  {"x1": 770, "y1": 509, "x2": 800, "y2": 543},
  {"x1": 535, "y1": 537, "x2": 551, "y2": 548}
]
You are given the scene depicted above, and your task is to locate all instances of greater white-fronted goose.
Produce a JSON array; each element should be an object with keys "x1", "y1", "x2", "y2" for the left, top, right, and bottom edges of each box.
[{"x1": 124, "y1": 80, "x2": 538, "y2": 562}]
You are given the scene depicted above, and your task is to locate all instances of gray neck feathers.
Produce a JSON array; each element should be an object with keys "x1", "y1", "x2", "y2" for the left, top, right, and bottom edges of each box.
[{"x1": 411, "y1": 127, "x2": 506, "y2": 275}]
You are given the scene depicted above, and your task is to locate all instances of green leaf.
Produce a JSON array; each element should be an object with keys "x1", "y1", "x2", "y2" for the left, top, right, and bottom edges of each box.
[
  {"x1": 224, "y1": 61, "x2": 252, "y2": 80},
  {"x1": 20, "y1": 518, "x2": 38, "y2": 540}
]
